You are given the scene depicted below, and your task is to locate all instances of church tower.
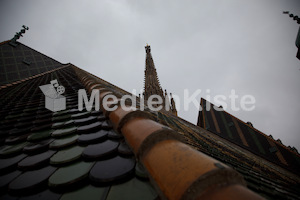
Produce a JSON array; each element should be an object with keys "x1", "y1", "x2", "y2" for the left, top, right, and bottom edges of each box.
[{"x1": 143, "y1": 44, "x2": 177, "y2": 115}]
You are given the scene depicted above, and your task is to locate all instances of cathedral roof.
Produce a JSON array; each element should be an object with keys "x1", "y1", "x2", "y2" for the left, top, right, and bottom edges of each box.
[
  {"x1": 198, "y1": 98, "x2": 300, "y2": 176},
  {"x1": 0, "y1": 40, "x2": 299, "y2": 199}
]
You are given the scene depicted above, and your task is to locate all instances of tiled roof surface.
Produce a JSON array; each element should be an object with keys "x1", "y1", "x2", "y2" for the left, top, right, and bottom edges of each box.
[
  {"x1": 0, "y1": 66, "x2": 158, "y2": 199},
  {"x1": 0, "y1": 41, "x2": 62, "y2": 85},
  {"x1": 1, "y1": 41, "x2": 299, "y2": 199},
  {"x1": 0, "y1": 64, "x2": 263, "y2": 199},
  {"x1": 72, "y1": 66, "x2": 300, "y2": 199}
]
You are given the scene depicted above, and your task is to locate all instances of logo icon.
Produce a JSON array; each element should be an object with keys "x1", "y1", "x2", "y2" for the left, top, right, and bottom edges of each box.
[{"x1": 39, "y1": 79, "x2": 66, "y2": 112}]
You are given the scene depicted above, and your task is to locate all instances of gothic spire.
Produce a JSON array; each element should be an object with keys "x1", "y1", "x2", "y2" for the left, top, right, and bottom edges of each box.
[
  {"x1": 143, "y1": 44, "x2": 177, "y2": 115},
  {"x1": 144, "y1": 44, "x2": 164, "y2": 101}
]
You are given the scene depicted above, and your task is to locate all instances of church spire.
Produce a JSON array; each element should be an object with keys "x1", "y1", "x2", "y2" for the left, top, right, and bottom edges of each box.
[
  {"x1": 143, "y1": 44, "x2": 177, "y2": 116},
  {"x1": 144, "y1": 44, "x2": 164, "y2": 102}
]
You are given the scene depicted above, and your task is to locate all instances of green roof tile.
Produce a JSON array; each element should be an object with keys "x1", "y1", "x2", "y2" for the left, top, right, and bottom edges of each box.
[
  {"x1": 51, "y1": 122, "x2": 65, "y2": 129},
  {"x1": 0, "y1": 142, "x2": 28, "y2": 156},
  {"x1": 0, "y1": 154, "x2": 27, "y2": 171},
  {"x1": 50, "y1": 146, "x2": 84, "y2": 165},
  {"x1": 23, "y1": 107, "x2": 39, "y2": 113},
  {"x1": 60, "y1": 185, "x2": 109, "y2": 200},
  {"x1": 89, "y1": 156, "x2": 135, "y2": 183},
  {"x1": 49, "y1": 134, "x2": 79, "y2": 149},
  {"x1": 48, "y1": 161, "x2": 94, "y2": 189},
  {"x1": 82, "y1": 140, "x2": 119, "y2": 159},
  {"x1": 18, "y1": 150, "x2": 56, "y2": 170},
  {"x1": 0, "y1": 170, "x2": 22, "y2": 188},
  {"x1": 9, "y1": 166, "x2": 57, "y2": 194},
  {"x1": 71, "y1": 112, "x2": 90, "y2": 119},
  {"x1": 52, "y1": 109, "x2": 69, "y2": 117},
  {"x1": 52, "y1": 120, "x2": 75, "y2": 129},
  {"x1": 14, "y1": 189, "x2": 61, "y2": 200},
  {"x1": 74, "y1": 116, "x2": 98, "y2": 126},
  {"x1": 106, "y1": 178, "x2": 157, "y2": 200},
  {"x1": 27, "y1": 129, "x2": 53, "y2": 141},
  {"x1": 23, "y1": 139, "x2": 54, "y2": 153},
  {"x1": 64, "y1": 120, "x2": 75, "y2": 127},
  {"x1": 51, "y1": 126, "x2": 77, "y2": 138},
  {"x1": 52, "y1": 114, "x2": 71, "y2": 122},
  {"x1": 5, "y1": 113, "x2": 24, "y2": 120},
  {"x1": 77, "y1": 121, "x2": 102, "y2": 133},
  {"x1": 77, "y1": 130, "x2": 108, "y2": 145}
]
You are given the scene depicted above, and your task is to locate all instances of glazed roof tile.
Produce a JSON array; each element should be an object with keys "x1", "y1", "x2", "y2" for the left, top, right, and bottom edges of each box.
[
  {"x1": 51, "y1": 126, "x2": 77, "y2": 138},
  {"x1": 50, "y1": 146, "x2": 84, "y2": 165},
  {"x1": 27, "y1": 129, "x2": 53, "y2": 141},
  {"x1": 23, "y1": 138, "x2": 54, "y2": 154},
  {"x1": 0, "y1": 170, "x2": 22, "y2": 189},
  {"x1": 89, "y1": 156, "x2": 135, "y2": 183},
  {"x1": 77, "y1": 130, "x2": 108, "y2": 144},
  {"x1": 48, "y1": 161, "x2": 94, "y2": 189},
  {"x1": 82, "y1": 140, "x2": 119, "y2": 159},
  {"x1": 49, "y1": 134, "x2": 79, "y2": 149},
  {"x1": 0, "y1": 154, "x2": 27, "y2": 172},
  {"x1": 9, "y1": 165, "x2": 57, "y2": 194},
  {"x1": 73, "y1": 116, "x2": 98, "y2": 126},
  {"x1": 60, "y1": 185, "x2": 109, "y2": 200},
  {"x1": 105, "y1": 178, "x2": 157, "y2": 200},
  {"x1": 18, "y1": 150, "x2": 56, "y2": 170},
  {"x1": 18, "y1": 190, "x2": 61, "y2": 200},
  {"x1": 77, "y1": 121, "x2": 102, "y2": 133}
]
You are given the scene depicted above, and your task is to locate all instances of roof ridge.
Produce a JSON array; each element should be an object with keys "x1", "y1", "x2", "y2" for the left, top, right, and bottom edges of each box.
[
  {"x1": 0, "y1": 40, "x2": 10, "y2": 46},
  {"x1": 71, "y1": 64, "x2": 135, "y2": 97}
]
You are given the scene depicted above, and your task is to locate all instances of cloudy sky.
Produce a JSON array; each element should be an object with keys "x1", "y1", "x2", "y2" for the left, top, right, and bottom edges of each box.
[{"x1": 1, "y1": 0, "x2": 300, "y2": 150}]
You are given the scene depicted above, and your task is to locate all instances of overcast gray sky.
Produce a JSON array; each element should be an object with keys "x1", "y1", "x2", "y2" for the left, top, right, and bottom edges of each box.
[{"x1": 1, "y1": 0, "x2": 300, "y2": 150}]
